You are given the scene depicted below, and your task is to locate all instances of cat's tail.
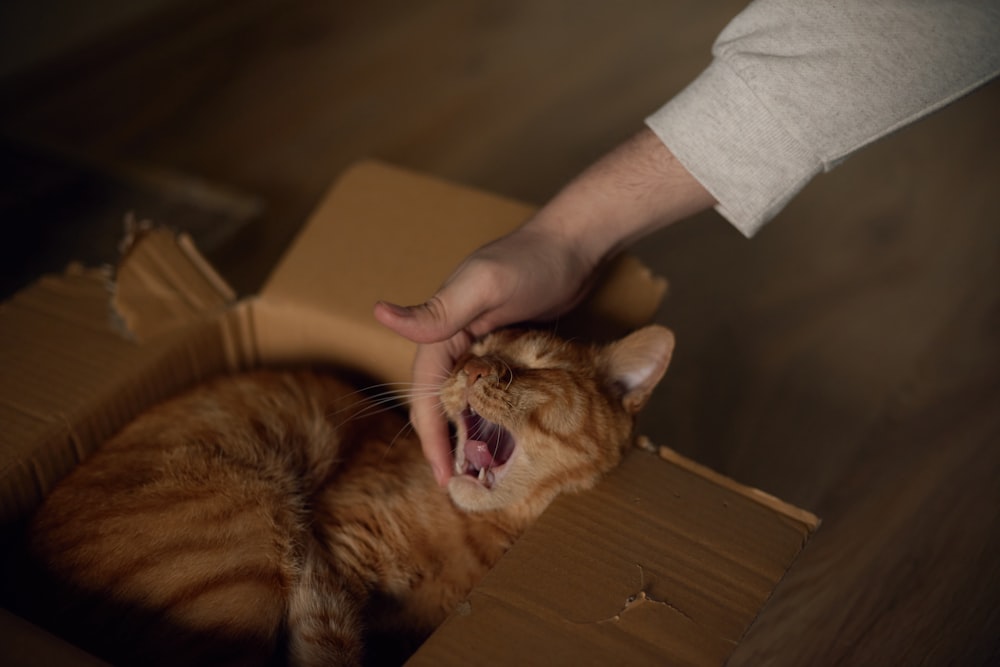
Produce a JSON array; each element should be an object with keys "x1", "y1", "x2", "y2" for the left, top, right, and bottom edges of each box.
[{"x1": 286, "y1": 536, "x2": 365, "y2": 667}]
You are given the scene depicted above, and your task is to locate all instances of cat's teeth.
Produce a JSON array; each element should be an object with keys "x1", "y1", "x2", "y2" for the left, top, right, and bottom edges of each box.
[
  {"x1": 477, "y1": 467, "x2": 487, "y2": 483},
  {"x1": 486, "y1": 471, "x2": 496, "y2": 486}
]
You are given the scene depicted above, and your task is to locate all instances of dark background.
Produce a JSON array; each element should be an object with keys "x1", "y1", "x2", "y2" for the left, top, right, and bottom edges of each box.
[{"x1": 2, "y1": 1, "x2": 998, "y2": 664}]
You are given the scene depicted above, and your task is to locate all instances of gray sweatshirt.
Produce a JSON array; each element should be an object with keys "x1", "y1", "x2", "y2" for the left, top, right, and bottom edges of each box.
[{"x1": 645, "y1": 0, "x2": 1000, "y2": 237}]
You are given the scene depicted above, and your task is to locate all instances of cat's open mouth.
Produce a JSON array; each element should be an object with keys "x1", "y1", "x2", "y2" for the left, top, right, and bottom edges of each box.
[{"x1": 457, "y1": 406, "x2": 516, "y2": 488}]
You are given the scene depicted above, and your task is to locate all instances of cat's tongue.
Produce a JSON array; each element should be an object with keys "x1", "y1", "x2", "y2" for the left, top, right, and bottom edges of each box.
[
  {"x1": 464, "y1": 440, "x2": 498, "y2": 470},
  {"x1": 461, "y1": 409, "x2": 515, "y2": 473}
]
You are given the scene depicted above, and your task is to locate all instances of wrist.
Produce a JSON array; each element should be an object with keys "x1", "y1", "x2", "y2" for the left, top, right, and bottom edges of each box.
[{"x1": 526, "y1": 128, "x2": 715, "y2": 269}]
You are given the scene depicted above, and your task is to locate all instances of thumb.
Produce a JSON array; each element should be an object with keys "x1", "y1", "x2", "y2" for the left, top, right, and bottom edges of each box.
[{"x1": 374, "y1": 285, "x2": 485, "y2": 344}]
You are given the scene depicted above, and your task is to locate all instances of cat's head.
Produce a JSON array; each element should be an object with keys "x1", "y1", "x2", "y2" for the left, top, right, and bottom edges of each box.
[{"x1": 440, "y1": 325, "x2": 674, "y2": 515}]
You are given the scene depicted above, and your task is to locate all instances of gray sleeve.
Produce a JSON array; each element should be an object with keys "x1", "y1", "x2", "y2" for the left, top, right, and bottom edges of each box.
[{"x1": 645, "y1": 0, "x2": 1000, "y2": 237}]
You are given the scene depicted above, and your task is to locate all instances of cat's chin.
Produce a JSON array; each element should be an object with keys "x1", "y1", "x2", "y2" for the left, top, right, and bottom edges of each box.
[
  {"x1": 447, "y1": 474, "x2": 514, "y2": 512},
  {"x1": 447, "y1": 451, "x2": 518, "y2": 512}
]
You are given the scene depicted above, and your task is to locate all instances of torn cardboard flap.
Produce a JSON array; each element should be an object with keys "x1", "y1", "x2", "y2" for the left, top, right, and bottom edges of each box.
[{"x1": 113, "y1": 221, "x2": 236, "y2": 342}]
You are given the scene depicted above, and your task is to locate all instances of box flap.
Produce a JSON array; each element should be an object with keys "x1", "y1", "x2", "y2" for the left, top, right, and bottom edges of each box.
[
  {"x1": 0, "y1": 266, "x2": 230, "y2": 526},
  {"x1": 111, "y1": 220, "x2": 236, "y2": 341},
  {"x1": 253, "y1": 161, "x2": 667, "y2": 381},
  {"x1": 410, "y1": 447, "x2": 818, "y2": 666}
]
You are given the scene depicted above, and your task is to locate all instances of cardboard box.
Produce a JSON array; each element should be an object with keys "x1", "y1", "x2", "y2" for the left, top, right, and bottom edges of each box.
[{"x1": 0, "y1": 162, "x2": 818, "y2": 665}]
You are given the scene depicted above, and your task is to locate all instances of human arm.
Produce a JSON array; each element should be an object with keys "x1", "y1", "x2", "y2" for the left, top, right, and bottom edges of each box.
[
  {"x1": 648, "y1": 0, "x2": 1000, "y2": 236},
  {"x1": 376, "y1": 0, "x2": 1000, "y2": 484},
  {"x1": 373, "y1": 129, "x2": 715, "y2": 485}
]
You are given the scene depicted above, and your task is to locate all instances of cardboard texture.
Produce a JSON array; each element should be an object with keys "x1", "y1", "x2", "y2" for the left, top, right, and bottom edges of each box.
[
  {"x1": 0, "y1": 161, "x2": 818, "y2": 665},
  {"x1": 411, "y1": 448, "x2": 816, "y2": 667}
]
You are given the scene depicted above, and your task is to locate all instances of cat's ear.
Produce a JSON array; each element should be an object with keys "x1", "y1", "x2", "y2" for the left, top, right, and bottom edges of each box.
[{"x1": 599, "y1": 325, "x2": 675, "y2": 414}]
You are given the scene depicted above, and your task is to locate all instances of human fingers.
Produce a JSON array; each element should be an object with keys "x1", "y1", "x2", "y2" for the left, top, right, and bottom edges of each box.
[
  {"x1": 409, "y1": 332, "x2": 473, "y2": 485},
  {"x1": 373, "y1": 254, "x2": 512, "y2": 344},
  {"x1": 374, "y1": 296, "x2": 465, "y2": 345},
  {"x1": 410, "y1": 389, "x2": 452, "y2": 486}
]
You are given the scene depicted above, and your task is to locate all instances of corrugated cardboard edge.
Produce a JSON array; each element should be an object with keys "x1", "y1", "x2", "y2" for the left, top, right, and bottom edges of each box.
[
  {"x1": 648, "y1": 447, "x2": 820, "y2": 662},
  {"x1": 111, "y1": 218, "x2": 236, "y2": 341},
  {"x1": 409, "y1": 446, "x2": 820, "y2": 666},
  {"x1": 656, "y1": 445, "x2": 821, "y2": 532}
]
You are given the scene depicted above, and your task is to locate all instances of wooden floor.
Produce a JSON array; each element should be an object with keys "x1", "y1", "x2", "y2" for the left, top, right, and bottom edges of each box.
[{"x1": 2, "y1": 1, "x2": 998, "y2": 664}]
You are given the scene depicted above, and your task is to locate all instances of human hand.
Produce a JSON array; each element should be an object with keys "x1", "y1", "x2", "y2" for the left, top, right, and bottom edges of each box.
[
  {"x1": 373, "y1": 222, "x2": 596, "y2": 486},
  {"x1": 375, "y1": 128, "x2": 714, "y2": 486}
]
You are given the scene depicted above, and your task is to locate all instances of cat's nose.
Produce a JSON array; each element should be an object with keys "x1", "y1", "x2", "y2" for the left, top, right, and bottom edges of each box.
[{"x1": 464, "y1": 357, "x2": 493, "y2": 387}]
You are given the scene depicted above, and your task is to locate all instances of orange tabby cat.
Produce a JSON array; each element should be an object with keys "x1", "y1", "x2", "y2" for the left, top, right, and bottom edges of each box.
[{"x1": 19, "y1": 325, "x2": 674, "y2": 666}]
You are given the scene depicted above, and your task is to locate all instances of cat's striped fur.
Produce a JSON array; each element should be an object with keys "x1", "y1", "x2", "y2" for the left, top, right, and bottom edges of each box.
[{"x1": 20, "y1": 325, "x2": 674, "y2": 666}]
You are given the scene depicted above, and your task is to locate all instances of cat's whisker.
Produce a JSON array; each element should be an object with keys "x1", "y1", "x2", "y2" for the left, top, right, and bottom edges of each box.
[
  {"x1": 469, "y1": 416, "x2": 491, "y2": 442},
  {"x1": 381, "y1": 420, "x2": 417, "y2": 463},
  {"x1": 433, "y1": 360, "x2": 454, "y2": 381},
  {"x1": 330, "y1": 408, "x2": 393, "y2": 430},
  {"x1": 405, "y1": 398, "x2": 447, "y2": 426},
  {"x1": 372, "y1": 389, "x2": 443, "y2": 402},
  {"x1": 329, "y1": 393, "x2": 435, "y2": 427},
  {"x1": 499, "y1": 359, "x2": 514, "y2": 391},
  {"x1": 328, "y1": 389, "x2": 441, "y2": 419},
  {"x1": 335, "y1": 400, "x2": 416, "y2": 425},
  {"x1": 332, "y1": 381, "x2": 439, "y2": 405},
  {"x1": 357, "y1": 386, "x2": 442, "y2": 400},
  {"x1": 328, "y1": 401, "x2": 397, "y2": 425},
  {"x1": 339, "y1": 394, "x2": 449, "y2": 433}
]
